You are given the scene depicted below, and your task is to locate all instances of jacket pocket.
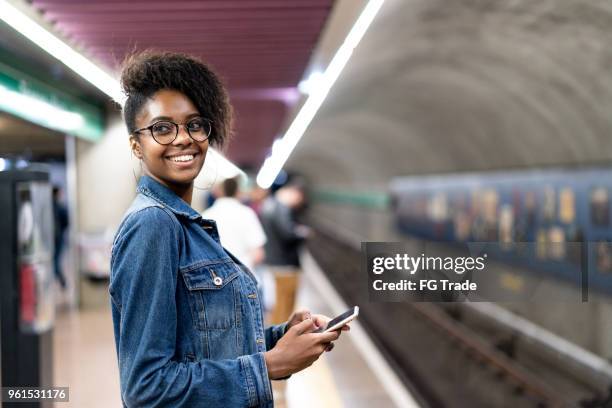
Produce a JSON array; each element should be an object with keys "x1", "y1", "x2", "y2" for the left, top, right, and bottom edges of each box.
[{"x1": 180, "y1": 260, "x2": 241, "y2": 330}]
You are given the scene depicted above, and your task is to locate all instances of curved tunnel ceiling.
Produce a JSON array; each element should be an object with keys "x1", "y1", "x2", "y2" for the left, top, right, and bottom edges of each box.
[{"x1": 288, "y1": 0, "x2": 612, "y2": 187}]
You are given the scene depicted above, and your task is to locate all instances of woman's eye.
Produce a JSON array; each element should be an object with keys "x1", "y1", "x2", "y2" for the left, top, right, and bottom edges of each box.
[
  {"x1": 153, "y1": 123, "x2": 173, "y2": 135},
  {"x1": 188, "y1": 120, "x2": 203, "y2": 131}
]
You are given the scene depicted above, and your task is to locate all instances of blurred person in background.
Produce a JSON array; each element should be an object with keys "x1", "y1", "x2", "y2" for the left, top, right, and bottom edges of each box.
[
  {"x1": 52, "y1": 186, "x2": 68, "y2": 290},
  {"x1": 204, "y1": 177, "x2": 223, "y2": 209},
  {"x1": 245, "y1": 185, "x2": 276, "y2": 312},
  {"x1": 260, "y1": 182, "x2": 311, "y2": 324},
  {"x1": 249, "y1": 185, "x2": 269, "y2": 215},
  {"x1": 109, "y1": 51, "x2": 344, "y2": 408},
  {"x1": 202, "y1": 176, "x2": 266, "y2": 273}
]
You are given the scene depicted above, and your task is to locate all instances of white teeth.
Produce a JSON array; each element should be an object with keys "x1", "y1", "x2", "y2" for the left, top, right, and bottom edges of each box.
[{"x1": 169, "y1": 154, "x2": 194, "y2": 162}]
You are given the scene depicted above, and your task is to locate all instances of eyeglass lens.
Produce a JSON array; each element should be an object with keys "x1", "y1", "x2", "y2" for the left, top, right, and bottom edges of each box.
[{"x1": 151, "y1": 118, "x2": 211, "y2": 145}]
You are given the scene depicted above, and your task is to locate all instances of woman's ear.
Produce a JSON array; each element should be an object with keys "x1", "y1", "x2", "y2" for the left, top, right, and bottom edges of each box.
[{"x1": 130, "y1": 137, "x2": 142, "y2": 159}]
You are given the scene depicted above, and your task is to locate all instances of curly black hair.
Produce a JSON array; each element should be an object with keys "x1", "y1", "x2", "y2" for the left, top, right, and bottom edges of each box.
[{"x1": 120, "y1": 50, "x2": 232, "y2": 147}]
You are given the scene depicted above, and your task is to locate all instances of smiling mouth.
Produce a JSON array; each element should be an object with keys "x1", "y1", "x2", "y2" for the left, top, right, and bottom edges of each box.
[{"x1": 166, "y1": 153, "x2": 197, "y2": 163}]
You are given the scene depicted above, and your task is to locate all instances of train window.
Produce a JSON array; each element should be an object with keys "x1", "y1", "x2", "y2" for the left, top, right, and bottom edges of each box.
[
  {"x1": 591, "y1": 187, "x2": 609, "y2": 226},
  {"x1": 596, "y1": 241, "x2": 612, "y2": 274}
]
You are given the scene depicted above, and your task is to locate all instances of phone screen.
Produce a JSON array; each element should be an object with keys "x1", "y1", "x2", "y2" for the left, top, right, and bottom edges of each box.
[{"x1": 319, "y1": 307, "x2": 356, "y2": 332}]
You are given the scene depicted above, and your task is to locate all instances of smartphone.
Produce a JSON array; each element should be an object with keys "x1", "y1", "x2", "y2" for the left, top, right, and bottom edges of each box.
[{"x1": 314, "y1": 306, "x2": 359, "y2": 333}]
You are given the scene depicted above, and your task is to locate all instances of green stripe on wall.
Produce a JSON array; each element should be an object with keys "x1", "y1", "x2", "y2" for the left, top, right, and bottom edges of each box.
[
  {"x1": 0, "y1": 61, "x2": 105, "y2": 141},
  {"x1": 311, "y1": 189, "x2": 390, "y2": 210}
]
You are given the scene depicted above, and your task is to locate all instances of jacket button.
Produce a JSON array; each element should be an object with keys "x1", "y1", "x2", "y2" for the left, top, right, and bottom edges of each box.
[
  {"x1": 213, "y1": 276, "x2": 223, "y2": 286},
  {"x1": 247, "y1": 293, "x2": 257, "y2": 299},
  {"x1": 256, "y1": 338, "x2": 264, "y2": 344}
]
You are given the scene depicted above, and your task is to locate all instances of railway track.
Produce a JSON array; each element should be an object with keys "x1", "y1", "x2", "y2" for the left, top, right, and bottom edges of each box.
[{"x1": 307, "y1": 226, "x2": 612, "y2": 407}]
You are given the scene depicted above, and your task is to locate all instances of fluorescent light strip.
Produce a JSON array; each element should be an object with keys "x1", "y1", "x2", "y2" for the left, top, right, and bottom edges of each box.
[
  {"x1": 298, "y1": 71, "x2": 324, "y2": 95},
  {"x1": 0, "y1": 0, "x2": 245, "y2": 180},
  {"x1": 0, "y1": 0, "x2": 123, "y2": 103},
  {"x1": 256, "y1": 0, "x2": 385, "y2": 188}
]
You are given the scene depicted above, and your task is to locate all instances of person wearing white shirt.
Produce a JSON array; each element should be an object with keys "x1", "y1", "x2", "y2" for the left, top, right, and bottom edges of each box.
[{"x1": 202, "y1": 177, "x2": 267, "y2": 272}]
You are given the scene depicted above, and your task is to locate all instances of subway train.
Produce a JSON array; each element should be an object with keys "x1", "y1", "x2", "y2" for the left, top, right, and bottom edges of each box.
[{"x1": 389, "y1": 166, "x2": 612, "y2": 295}]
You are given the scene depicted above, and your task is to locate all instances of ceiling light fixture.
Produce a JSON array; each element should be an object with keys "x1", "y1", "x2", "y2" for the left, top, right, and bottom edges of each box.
[
  {"x1": 256, "y1": 0, "x2": 385, "y2": 188},
  {"x1": 298, "y1": 71, "x2": 324, "y2": 95},
  {"x1": 0, "y1": 0, "x2": 123, "y2": 103}
]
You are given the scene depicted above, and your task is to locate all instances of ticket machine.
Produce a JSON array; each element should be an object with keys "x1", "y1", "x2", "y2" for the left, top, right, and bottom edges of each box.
[{"x1": 0, "y1": 170, "x2": 55, "y2": 407}]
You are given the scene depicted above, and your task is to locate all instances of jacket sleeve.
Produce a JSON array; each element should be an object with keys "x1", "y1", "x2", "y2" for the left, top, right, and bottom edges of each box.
[
  {"x1": 109, "y1": 207, "x2": 273, "y2": 407},
  {"x1": 264, "y1": 323, "x2": 291, "y2": 380},
  {"x1": 264, "y1": 323, "x2": 288, "y2": 351}
]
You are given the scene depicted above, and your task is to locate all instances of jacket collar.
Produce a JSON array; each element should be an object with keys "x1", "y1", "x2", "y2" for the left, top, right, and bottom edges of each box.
[{"x1": 137, "y1": 175, "x2": 205, "y2": 222}]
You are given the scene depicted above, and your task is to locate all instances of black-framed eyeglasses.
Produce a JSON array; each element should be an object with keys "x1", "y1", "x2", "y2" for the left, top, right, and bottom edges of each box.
[{"x1": 132, "y1": 117, "x2": 212, "y2": 145}]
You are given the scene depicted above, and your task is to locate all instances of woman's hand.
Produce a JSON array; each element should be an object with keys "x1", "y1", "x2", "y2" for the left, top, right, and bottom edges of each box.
[
  {"x1": 286, "y1": 309, "x2": 351, "y2": 335},
  {"x1": 286, "y1": 310, "x2": 313, "y2": 331},
  {"x1": 309, "y1": 312, "x2": 350, "y2": 352},
  {"x1": 264, "y1": 319, "x2": 340, "y2": 380}
]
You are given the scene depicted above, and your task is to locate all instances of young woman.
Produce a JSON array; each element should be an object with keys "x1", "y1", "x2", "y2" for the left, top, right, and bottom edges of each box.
[{"x1": 109, "y1": 51, "x2": 345, "y2": 407}]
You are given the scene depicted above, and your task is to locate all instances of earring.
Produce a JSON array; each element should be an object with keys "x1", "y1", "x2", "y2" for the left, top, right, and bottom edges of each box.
[{"x1": 130, "y1": 149, "x2": 142, "y2": 183}]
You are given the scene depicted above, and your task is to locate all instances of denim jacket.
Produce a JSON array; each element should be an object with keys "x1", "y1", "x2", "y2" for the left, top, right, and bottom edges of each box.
[{"x1": 109, "y1": 175, "x2": 286, "y2": 407}]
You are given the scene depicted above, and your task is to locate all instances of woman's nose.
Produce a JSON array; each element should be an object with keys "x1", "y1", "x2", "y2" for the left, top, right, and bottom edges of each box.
[{"x1": 173, "y1": 125, "x2": 193, "y2": 145}]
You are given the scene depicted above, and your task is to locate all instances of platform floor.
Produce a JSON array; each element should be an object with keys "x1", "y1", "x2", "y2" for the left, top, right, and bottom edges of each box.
[{"x1": 52, "y1": 260, "x2": 400, "y2": 407}]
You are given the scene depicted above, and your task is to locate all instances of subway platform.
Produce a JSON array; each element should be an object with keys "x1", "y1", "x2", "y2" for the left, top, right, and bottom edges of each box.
[{"x1": 51, "y1": 251, "x2": 417, "y2": 408}]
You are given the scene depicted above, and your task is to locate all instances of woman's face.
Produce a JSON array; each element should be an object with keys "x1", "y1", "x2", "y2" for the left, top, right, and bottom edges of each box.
[{"x1": 131, "y1": 89, "x2": 208, "y2": 191}]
